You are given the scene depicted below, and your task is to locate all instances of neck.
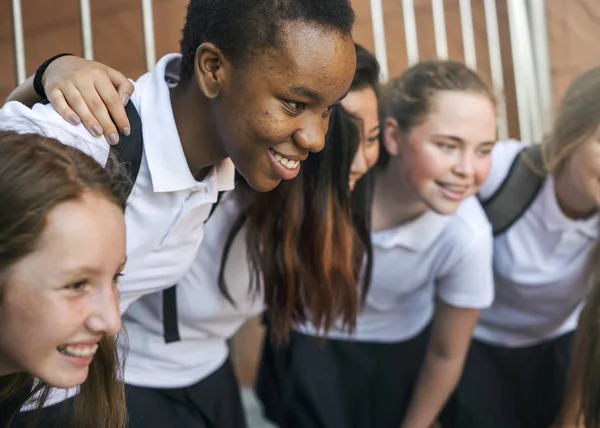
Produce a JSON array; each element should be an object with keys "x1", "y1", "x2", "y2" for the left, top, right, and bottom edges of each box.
[
  {"x1": 371, "y1": 160, "x2": 428, "y2": 232},
  {"x1": 554, "y1": 169, "x2": 597, "y2": 220},
  {"x1": 170, "y1": 83, "x2": 228, "y2": 180}
]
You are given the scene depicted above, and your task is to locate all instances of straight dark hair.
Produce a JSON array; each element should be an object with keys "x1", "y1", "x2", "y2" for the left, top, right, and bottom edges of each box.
[{"x1": 217, "y1": 44, "x2": 379, "y2": 338}]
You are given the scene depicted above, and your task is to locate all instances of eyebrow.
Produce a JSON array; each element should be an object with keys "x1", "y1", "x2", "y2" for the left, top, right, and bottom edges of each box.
[
  {"x1": 433, "y1": 134, "x2": 496, "y2": 145},
  {"x1": 289, "y1": 86, "x2": 350, "y2": 105},
  {"x1": 368, "y1": 124, "x2": 382, "y2": 134}
]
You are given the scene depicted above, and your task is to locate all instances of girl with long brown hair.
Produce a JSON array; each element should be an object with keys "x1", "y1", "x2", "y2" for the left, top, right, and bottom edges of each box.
[
  {"x1": 444, "y1": 65, "x2": 600, "y2": 428},
  {"x1": 0, "y1": 130, "x2": 127, "y2": 428}
]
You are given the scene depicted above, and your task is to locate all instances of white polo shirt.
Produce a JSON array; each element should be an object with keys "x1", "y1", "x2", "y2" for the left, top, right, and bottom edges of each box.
[
  {"x1": 0, "y1": 53, "x2": 235, "y2": 314},
  {"x1": 2, "y1": 54, "x2": 236, "y2": 408},
  {"x1": 474, "y1": 140, "x2": 599, "y2": 347},
  {"x1": 297, "y1": 196, "x2": 494, "y2": 342},
  {"x1": 123, "y1": 190, "x2": 265, "y2": 388}
]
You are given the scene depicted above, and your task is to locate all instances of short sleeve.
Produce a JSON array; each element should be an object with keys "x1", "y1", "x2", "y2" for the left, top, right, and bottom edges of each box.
[
  {"x1": 0, "y1": 101, "x2": 111, "y2": 166},
  {"x1": 436, "y1": 227, "x2": 495, "y2": 309}
]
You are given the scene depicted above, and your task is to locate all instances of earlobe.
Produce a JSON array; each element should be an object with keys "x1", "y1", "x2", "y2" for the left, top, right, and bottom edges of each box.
[
  {"x1": 194, "y1": 43, "x2": 225, "y2": 99},
  {"x1": 383, "y1": 117, "x2": 402, "y2": 157}
]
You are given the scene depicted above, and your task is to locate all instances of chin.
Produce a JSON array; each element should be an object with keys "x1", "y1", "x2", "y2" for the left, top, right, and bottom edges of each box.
[
  {"x1": 40, "y1": 367, "x2": 89, "y2": 389},
  {"x1": 246, "y1": 175, "x2": 282, "y2": 192},
  {"x1": 427, "y1": 199, "x2": 462, "y2": 216}
]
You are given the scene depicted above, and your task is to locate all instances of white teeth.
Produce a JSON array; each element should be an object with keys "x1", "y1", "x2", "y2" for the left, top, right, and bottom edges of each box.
[
  {"x1": 440, "y1": 183, "x2": 466, "y2": 193},
  {"x1": 58, "y1": 344, "x2": 99, "y2": 357},
  {"x1": 271, "y1": 150, "x2": 299, "y2": 170}
]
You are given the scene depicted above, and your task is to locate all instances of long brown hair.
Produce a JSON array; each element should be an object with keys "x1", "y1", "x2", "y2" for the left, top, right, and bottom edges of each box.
[
  {"x1": 540, "y1": 65, "x2": 600, "y2": 174},
  {"x1": 218, "y1": 44, "x2": 380, "y2": 339},
  {"x1": 563, "y1": 231, "x2": 600, "y2": 427},
  {"x1": 0, "y1": 130, "x2": 128, "y2": 428}
]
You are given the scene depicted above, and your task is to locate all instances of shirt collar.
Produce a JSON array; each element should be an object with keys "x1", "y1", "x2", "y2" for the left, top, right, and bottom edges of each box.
[
  {"x1": 539, "y1": 174, "x2": 598, "y2": 239},
  {"x1": 134, "y1": 53, "x2": 234, "y2": 193},
  {"x1": 371, "y1": 210, "x2": 450, "y2": 251}
]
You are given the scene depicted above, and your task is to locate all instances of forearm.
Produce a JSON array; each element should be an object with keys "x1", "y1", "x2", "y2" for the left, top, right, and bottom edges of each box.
[
  {"x1": 399, "y1": 352, "x2": 464, "y2": 428},
  {"x1": 5, "y1": 75, "x2": 42, "y2": 106}
]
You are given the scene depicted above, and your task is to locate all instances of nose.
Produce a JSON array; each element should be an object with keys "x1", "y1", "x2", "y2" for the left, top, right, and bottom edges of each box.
[
  {"x1": 293, "y1": 116, "x2": 329, "y2": 153},
  {"x1": 351, "y1": 145, "x2": 368, "y2": 177},
  {"x1": 86, "y1": 286, "x2": 122, "y2": 336},
  {"x1": 452, "y1": 150, "x2": 476, "y2": 179}
]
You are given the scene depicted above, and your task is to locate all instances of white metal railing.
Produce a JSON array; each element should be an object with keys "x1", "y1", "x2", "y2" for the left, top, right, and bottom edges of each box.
[
  {"x1": 368, "y1": 0, "x2": 552, "y2": 140},
  {"x1": 10, "y1": 0, "x2": 552, "y2": 140},
  {"x1": 11, "y1": 0, "x2": 26, "y2": 84}
]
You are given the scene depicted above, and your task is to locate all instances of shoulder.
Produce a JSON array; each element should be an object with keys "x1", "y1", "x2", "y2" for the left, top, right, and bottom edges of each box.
[
  {"x1": 479, "y1": 139, "x2": 532, "y2": 200},
  {"x1": 0, "y1": 101, "x2": 110, "y2": 166},
  {"x1": 444, "y1": 196, "x2": 492, "y2": 243}
]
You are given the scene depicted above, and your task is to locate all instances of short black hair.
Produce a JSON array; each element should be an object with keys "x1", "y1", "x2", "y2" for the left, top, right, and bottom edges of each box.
[{"x1": 179, "y1": 0, "x2": 355, "y2": 85}]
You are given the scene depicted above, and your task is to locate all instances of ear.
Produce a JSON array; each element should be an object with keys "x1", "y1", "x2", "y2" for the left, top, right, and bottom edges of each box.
[
  {"x1": 383, "y1": 117, "x2": 404, "y2": 157},
  {"x1": 194, "y1": 42, "x2": 227, "y2": 99}
]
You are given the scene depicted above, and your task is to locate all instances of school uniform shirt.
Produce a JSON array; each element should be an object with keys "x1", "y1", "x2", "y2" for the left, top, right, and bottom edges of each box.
[
  {"x1": 0, "y1": 53, "x2": 234, "y2": 408},
  {"x1": 474, "y1": 140, "x2": 599, "y2": 347},
  {"x1": 123, "y1": 190, "x2": 265, "y2": 388},
  {"x1": 297, "y1": 196, "x2": 495, "y2": 342}
]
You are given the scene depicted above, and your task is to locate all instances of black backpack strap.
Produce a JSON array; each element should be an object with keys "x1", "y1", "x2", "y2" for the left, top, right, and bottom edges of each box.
[
  {"x1": 106, "y1": 102, "x2": 144, "y2": 199},
  {"x1": 481, "y1": 144, "x2": 546, "y2": 236},
  {"x1": 162, "y1": 190, "x2": 226, "y2": 344}
]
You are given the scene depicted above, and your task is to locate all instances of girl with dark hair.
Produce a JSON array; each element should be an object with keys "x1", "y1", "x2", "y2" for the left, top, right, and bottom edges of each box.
[
  {"x1": 4, "y1": 0, "x2": 357, "y2": 426},
  {"x1": 0, "y1": 130, "x2": 128, "y2": 428},
  {"x1": 6, "y1": 44, "x2": 379, "y2": 427},
  {"x1": 256, "y1": 61, "x2": 498, "y2": 428}
]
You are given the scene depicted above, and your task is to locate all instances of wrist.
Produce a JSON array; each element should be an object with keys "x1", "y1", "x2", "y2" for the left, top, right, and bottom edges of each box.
[{"x1": 33, "y1": 53, "x2": 74, "y2": 99}]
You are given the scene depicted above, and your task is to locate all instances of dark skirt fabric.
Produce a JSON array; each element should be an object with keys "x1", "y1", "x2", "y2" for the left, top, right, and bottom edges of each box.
[
  {"x1": 125, "y1": 357, "x2": 247, "y2": 428},
  {"x1": 255, "y1": 326, "x2": 431, "y2": 428},
  {"x1": 441, "y1": 331, "x2": 575, "y2": 428},
  {"x1": 9, "y1": 392, "x2": 75, "y2": 428},
  {"x1": 11, "y1": 357, "x2": 245, "y2": 428}
]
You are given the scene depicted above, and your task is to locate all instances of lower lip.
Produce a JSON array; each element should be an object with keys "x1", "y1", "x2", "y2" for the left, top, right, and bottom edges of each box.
[
  {"x1": 58, "y1": 350, "x2": 95, "y2": 368},
  {"x1": 267, "y1": 149, "x2": 301, "y2": 181},
  {"x1": 436, "y1": 182, "x2": 468, "y2": 201}
]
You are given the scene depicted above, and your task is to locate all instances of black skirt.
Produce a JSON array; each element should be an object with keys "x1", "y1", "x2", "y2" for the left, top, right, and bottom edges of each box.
[
  {"x1": 11, "y1": 357, "x2": 245, "y2": 428},
  {"x1": 125, "y1": 357, "x2": 247, "y2": 428},
  {"x1": 255, "y1": 326, "x2": 431, "y2": 428},
  {"x1": 440, "y1": 331, "x2": 575, "y2": 428}
]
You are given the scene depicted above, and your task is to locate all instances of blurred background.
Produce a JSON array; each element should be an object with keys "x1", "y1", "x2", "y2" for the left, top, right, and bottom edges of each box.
[{"x1": 3, "y1": 0, "x2": 599, "y2": 426}]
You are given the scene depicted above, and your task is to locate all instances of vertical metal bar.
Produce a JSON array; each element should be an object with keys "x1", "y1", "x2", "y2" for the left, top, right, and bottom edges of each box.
[
  {"x1": 529, "y1": 0, "x2": 553, "y2": 131},
  {"x1": 141, "y1": 0, "x2": 156, "y2": 72},
  {"x1": 516, "y1": 0, "x2": 543, "y2": 142},
  {"x1": 507, "y1": 0, "x2": 531, "y2": 141},
  {"x1": 431, "y1": 0, "x2": 448, "y2": 59},
  {"x1": 370, "y1": 0, "x2": 389, "y2": 82},
  {"x1": 459, "y1": 0, "x2": 477, "y2": 69},
  {"x1": 402, "y1": 0, "x2": 419, "y2": 65},
  {"x1": 79, "y1": 0, "x2": 94, "y2": 60},
  {"x1": 483, "y1": 0, "x2": 508, "y2": 140},
  {"x1": 11, "y1": 0, "x2": 26, "y2": 84}
]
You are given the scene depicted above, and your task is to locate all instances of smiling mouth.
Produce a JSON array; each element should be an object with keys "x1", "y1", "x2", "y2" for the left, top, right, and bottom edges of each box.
[
  {"x1": 269, "y1": 149, "x2": 300, "y2": 170},
  {"x1": 435, "y1": 181, "x2": 470, "y2": 194},
  {"x1": 57, "y1": 344, "x2": 99, "y2": 357}
]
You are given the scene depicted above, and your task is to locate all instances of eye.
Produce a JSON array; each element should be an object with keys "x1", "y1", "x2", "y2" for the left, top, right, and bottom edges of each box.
[
  {"x1": 476, "y1": 144, "x2": 495, "y2": 156},
  {"x1": 65, "y1": 280, "x2": 89, "y2": 292},
  {"x1": 367, "y1": 133, "x2": 381, "y2": 145},
  {"x1": 113, "y1": 273, "x2": 124, "y2": 285},
  {"x1": 283, "y1": 100, "x2": 307, "y2": 115},
  {"x1": 436, "y1": 142, "x2": 457, "y2": 152}
]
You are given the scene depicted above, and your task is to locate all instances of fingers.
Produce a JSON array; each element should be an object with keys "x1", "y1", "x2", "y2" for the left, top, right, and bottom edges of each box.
[
  {"x1": 103, "y1": 68, "x2": 134, "y2": 136},
  {"x1": 45, "y1": 86, "x2": 82, "y2": 127},
  {"x1": 57, "y1": 82, "x2": 106, "y2": 140}
]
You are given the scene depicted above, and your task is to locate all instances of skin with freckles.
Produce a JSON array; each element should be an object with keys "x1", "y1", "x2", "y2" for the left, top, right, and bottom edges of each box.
[
  {"x1": 0, "y1": 191, "x2": 125, "y2": 389},
  {"x1": 189, "y1": 22, "x2": 356, "y2": 191}
]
